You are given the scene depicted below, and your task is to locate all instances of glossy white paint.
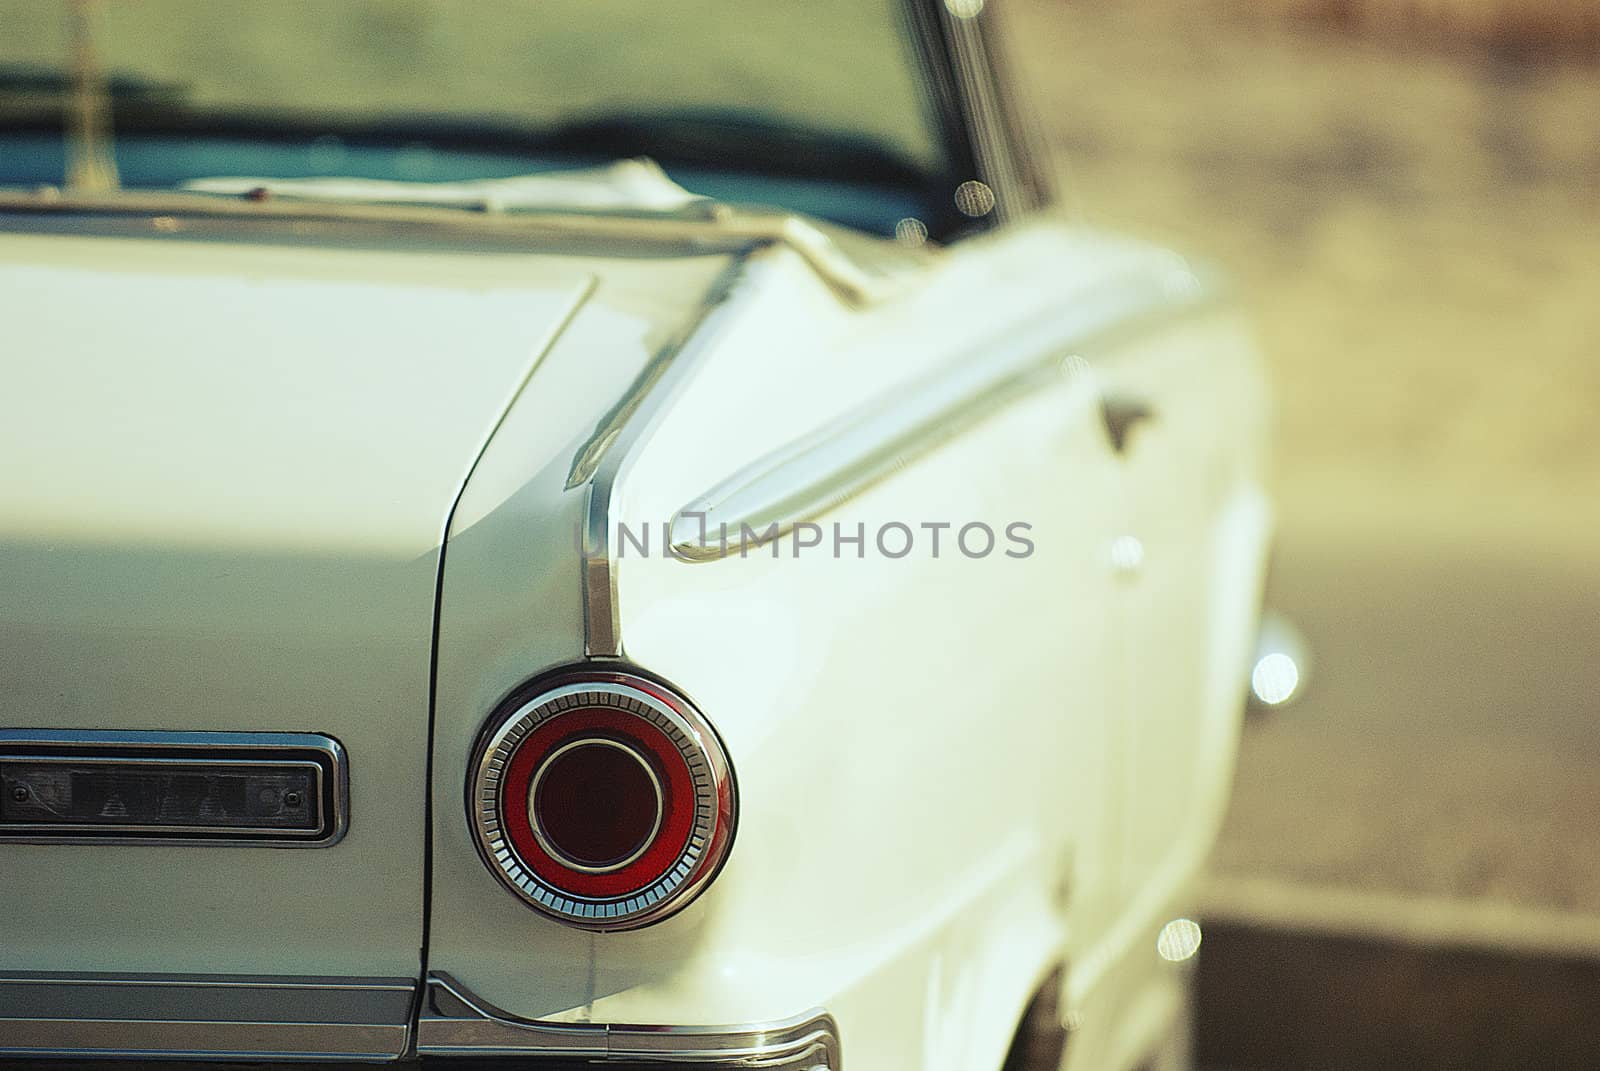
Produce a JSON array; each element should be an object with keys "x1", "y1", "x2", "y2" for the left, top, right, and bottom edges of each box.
[
  {"x1": 624, "y1": 227, "x2": 1267, "y2": 1071},
  {"x1": 425, "y1": 219, "x2": 1272, "y2": 1071},
  {"x1": 0, "y1": 230, "x2": 592, "y2": 553},
  {"x1": 0, "y1": 210, "x2": 1270, "y2": 1071},
  {"x1": 426, "y1": 250, "x2": 739, "y2": 1019},
  {"x1": 0, "y1": 228, "x2": 716, "y2": 980}
]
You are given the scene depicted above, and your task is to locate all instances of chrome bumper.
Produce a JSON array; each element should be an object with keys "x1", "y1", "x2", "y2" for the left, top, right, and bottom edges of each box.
[
  {"x1": 0, "y1": 974, "x2": 413, "y2": 1061},
  {"x1": 0, "y1": 972, "x2": 841, "y2": 1070},
  {"x1": 418, "y1": 973, "x2": 840, "y2": 1068}
]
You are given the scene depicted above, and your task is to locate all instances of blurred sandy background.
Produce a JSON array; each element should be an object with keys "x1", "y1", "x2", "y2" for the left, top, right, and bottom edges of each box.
[{"x1": 1007, "y1": 0, "x2": 1600, "y2": 914}]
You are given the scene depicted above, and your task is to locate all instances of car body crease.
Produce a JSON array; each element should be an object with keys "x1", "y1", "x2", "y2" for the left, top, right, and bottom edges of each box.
[{"x1": 415, "y1": 274, "x2": 597, "y2": 1050}]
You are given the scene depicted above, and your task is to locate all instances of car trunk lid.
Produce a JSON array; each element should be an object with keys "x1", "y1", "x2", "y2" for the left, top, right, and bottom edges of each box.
[{"x1": 0, "y1": 223, "x2": 596, "y2": 992}]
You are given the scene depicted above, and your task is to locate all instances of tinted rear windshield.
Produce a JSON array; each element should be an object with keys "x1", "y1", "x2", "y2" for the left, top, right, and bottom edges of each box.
[{"x1": 0, "y1": 0, "x2": 969, "y2": 236}]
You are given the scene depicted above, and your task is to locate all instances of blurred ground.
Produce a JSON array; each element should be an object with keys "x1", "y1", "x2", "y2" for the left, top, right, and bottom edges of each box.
[
  {"x1": 1009, "y1": 0, "x2": 1600, "y2": 917},
  {"x1": 1005, "y1": 4, "x2": 1600, "y2": 1064},
  {"x1": 1011, "y1": 0, "x2": 1600, "y2": 513},
  {"x1": 1007, "y1": 2, "x2": 1600, "y2": 1063}
]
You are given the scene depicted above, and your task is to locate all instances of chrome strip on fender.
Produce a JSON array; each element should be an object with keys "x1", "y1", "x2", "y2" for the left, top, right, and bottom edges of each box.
[
  {"x1": 668, "y1": 265, "x2": 1218, "y2": 562},
  {"x1": 577, "y1": 258, "x2": 751, "y2": 658},
  {"x1": 0, "y1": 973, "x2": 415, "y2": 1061},
  {"x1": 417, "y1": 973, "x2": 842, "y2": 1068}
]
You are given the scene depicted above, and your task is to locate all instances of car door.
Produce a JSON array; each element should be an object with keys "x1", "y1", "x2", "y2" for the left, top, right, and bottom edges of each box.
[{"x1": 1094, "y1": 288, "x2": 1274, "y2": 912}]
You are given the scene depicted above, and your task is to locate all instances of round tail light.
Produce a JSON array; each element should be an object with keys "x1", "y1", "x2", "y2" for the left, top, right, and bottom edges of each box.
[{"x1": 469, "y1": 670, "x2": 737, "y2": 930}]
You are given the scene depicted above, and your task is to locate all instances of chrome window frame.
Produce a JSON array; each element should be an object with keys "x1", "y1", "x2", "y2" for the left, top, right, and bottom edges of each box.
[{"x1": 903, "y1": 0, "x2": 1056, "y2": 232}]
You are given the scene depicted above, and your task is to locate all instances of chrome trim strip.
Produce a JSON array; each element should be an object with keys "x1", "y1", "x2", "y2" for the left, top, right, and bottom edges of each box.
[
  {"x1": 0, "y1": 730, "x2": 349, "y2": 847},
  {"x1": 669, "y1": 265, "x2": 1217, "y2": 562},
  {"x1": 0, "y1": 191, "x2": 915, "y2": 308},
  {"x1": 417, "y1": 973, "x2": 842, "y2": 1068},
  {"x1": 0, "y1": 973, "x2": 414, "y2": 1061},
  {"x1": 579, "y1": 258, "x2": 749, "y2": 657}
]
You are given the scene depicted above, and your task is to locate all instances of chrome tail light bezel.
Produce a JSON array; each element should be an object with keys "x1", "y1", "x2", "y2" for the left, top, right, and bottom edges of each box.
[{"x1": 468, "y1": 667, "x2": 737, "y2": 931}]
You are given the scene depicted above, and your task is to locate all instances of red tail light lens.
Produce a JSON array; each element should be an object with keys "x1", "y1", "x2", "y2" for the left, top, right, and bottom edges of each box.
[
  {"x1": 469, "y1": 670, "x2": 737, "y2": 930},
  {"x1": 532, "y1": 738, "x2": 662, "y2": 871}
]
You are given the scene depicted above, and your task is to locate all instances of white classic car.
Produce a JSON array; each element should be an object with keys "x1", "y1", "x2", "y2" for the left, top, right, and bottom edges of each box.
[{"x1": 0, "y1": 2, "x2": 1273, "y2": 1070}]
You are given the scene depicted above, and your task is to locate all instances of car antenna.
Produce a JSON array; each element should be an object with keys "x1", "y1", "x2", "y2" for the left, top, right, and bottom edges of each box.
[{"x1": 65, "y1": 0, "x2": 119, "y2": 192}]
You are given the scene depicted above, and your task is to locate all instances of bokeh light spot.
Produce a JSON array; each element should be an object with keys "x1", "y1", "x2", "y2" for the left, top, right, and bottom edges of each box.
[
  {"x1": 1251, "y1": 651, "x2": 1301, "y2": 706},
  {"x1": 954, "y1": 179, "x2": 996, "y2": 217},
  {"x1": 894, "y1": 217, "x2": 929, "y2": 246},
  {"x1": 1157, "y1": 918, "x2": 1203, "y2": 962}
]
